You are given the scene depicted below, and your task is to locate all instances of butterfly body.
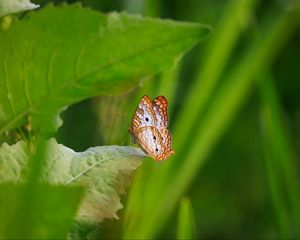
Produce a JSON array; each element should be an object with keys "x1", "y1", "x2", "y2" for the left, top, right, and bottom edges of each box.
[{"x1": 129, "y1": 95, "x2": 175, "y2": 161}]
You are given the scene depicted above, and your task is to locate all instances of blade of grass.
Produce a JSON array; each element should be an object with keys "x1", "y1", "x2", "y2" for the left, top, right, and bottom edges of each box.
[
  {"x1": 122, "y1": 159, "x2": 155, "y2": 235},
  {"x1": 173, "y1": 0, "x2": 258, "y2": 155},
  {"x1": 157, "y1": 66, "x2": 181, "y2": 120},
  {"x1": 5, "y1": 137, "x2": 47, "y2": 238},
  {"x1": 260, "y1": 72, "x2": 300, "y2": 238},
  {"x1": 177, "y1": 197, "x2": 197, "y2": 239}
]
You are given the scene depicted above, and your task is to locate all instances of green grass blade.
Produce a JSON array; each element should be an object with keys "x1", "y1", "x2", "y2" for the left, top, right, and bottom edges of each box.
[
  {"x1": 0, "y1": 183, "x2": 84, "y2": 239},
  {"x1": 173, "y1": 0, "x2": 258, "y2": 155},
  {"x1": 259, "y1": 73, "x2": 300, "y2": 238},
  {"x1": 176, "y1": 197, "x2": 197, "y2": 239},
  {"x1": 157, "y1": 67, "x2": 181, "y2": 115}
]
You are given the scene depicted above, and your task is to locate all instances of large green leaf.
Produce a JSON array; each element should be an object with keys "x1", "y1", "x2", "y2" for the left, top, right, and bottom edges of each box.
[
  {"x1": 0, "y1": 139, "x2": 145, "y2": 223},
  {"x1": 0, "y1": 4, "x2": 210, "y2": 135}
]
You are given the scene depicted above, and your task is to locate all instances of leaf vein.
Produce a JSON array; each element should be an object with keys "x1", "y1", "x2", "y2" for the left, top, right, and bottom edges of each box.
[
  {"x1": 4, "y1": 50, "x2": 15, "y2": 117},
  {"x1": 75, "y1": 44, "x2": 85, "y2": 79},
  {"x1": 66, "y1": 159, "x2": 107, "y2": 184},
  {"x1": 24, "y1": 41, "x2": 34, "y2": 108},
  {"x1": 23, "y1": 62, "x2": 32, "y2": 107},
  {"x1": 47, "y1": 46, "x2": 60, "y2": 94}
]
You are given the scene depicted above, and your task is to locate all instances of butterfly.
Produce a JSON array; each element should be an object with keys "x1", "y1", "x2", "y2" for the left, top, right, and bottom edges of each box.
[{"x1": 129, "y1": 95, "x2": 175, "y2": 161}]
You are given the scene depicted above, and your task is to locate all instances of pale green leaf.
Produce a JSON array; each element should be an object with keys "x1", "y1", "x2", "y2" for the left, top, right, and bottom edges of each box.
[
  {"x1": 0, "y1": 140, "x2": 28, "y2": 182},
  {"x1": 0, "y1": 0, "x2": 39, "y2": 17},
  {"x1": 0, "y1": 139, "x2": 145, "y2": 223}
]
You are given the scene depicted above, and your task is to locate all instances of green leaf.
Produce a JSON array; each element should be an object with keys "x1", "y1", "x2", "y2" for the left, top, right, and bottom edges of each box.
[
  {"x1": 0, "y1": 139, "x2": 145, "y2": 223},
  {"x1": 0, "y1": 4, "x2": 211, "y2": 135},
  {"x1": 0, "y1": 0, "x2": 39, "y2": 18}
]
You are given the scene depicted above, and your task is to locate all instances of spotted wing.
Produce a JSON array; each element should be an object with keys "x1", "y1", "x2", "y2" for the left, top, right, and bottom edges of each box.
[
  {"x1": 130, "y1": 95, "x2": 157, "y2": 133},
  {"x1": 152, "y1": 96, "x2": 169, "y2": 127},
  {"x1": 135, "y1": 126, "x2": 175, "y2": 161},
  {"x1": 158, "y1": 128, "x2": 175, "y2": 159}
]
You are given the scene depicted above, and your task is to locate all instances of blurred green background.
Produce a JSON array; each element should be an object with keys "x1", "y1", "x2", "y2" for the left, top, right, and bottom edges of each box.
[{"x1": 30, "y1": 0, "x2": 300, "y2": 239}]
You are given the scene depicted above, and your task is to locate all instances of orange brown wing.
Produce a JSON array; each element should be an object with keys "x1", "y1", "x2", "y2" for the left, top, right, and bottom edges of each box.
[
  {"x1": 152, "y1": 96, "x2": 168, "y2": 127},
  {"x1": 135, "y1": 126, "x2": 175, "y2": 161},
  {"x1": 130, "y1": 95, "x2": 157, "y2": 132}
]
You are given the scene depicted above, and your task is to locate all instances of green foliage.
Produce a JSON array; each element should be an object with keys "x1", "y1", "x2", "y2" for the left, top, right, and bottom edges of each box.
[
  {"x1": 0, "y1": 183, "x2": 83, "y2": 239},
  {"x1": 0, "y1": 1, "x2": 211, "y2": 238},
  {"x1": 1, "y1": 0, "x2": 299, "y2": 239},
  {"x1": 123, "y1": 0, "x2": 300, "y2": 239},
  {"x1": 0, "y1": 3, "x2": 210, "y2": 136}
]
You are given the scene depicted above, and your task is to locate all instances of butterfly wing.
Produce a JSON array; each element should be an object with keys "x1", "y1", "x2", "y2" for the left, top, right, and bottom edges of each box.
[
  {"x1": 158, "y1": 128, "x2": 175, "y2": 159},
  {"x1": 135, "y1": 126, "x2": 160, "y2": 158},
  {"x1": 131, "y1": 95, "x2": 157, "y2": 131},
  {"x1": 129, "y1": 95, "x2": 175, "y2": 161},
  {"x1": 152, "y1": 96, "x2": 168, "y2": 127},
  {"x1": 135, "y1": 126, "x2": 175, "y2": 161}
]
